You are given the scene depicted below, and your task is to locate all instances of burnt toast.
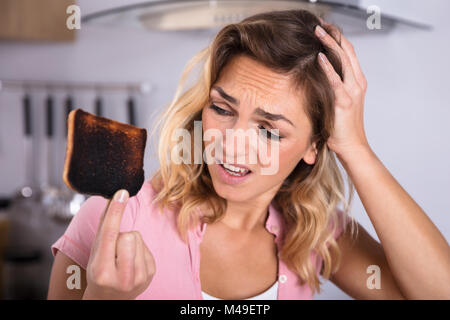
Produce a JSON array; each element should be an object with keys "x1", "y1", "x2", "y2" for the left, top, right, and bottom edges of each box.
[{"x1": 63, "y1": 109, "x2": 147, "y2": 198}]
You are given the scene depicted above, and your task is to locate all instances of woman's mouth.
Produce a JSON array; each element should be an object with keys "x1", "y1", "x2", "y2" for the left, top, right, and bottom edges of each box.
[
  {"x1": 221, "y1": 163, "x2": 250, "y2": 176},
  {"x1": 215, "y1": 160, "x2": 253, "y2": 185}
]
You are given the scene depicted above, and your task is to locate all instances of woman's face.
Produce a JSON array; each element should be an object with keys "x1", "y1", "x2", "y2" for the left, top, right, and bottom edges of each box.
[{"x1": 202, "y1": 54, "x2": 318, "y2": 203}]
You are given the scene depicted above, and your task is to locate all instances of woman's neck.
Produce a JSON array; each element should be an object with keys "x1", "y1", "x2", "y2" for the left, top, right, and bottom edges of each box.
[{"x1": 218, "y1": 184, "x2": 280, "y2": 232}]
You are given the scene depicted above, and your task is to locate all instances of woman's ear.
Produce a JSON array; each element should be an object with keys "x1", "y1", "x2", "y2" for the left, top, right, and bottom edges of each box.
[{"x1": 303, "y1": 142, "x2": 318, "y2": 165}]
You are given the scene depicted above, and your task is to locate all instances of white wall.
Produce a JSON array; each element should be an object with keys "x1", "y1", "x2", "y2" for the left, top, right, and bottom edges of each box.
[{"x1": 0, "y1": 0, "x2": 448, "y2": 299}]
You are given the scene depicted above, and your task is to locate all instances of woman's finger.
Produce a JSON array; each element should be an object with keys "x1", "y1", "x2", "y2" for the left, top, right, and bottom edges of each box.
[
  {"x1": 94, "y1": 190, "x2": 129, "y2": 266},
  {"x1": 143, "y1": 245, "x2": 156, "y2": 277},
  {"x1": 318, "y1": 52, "x2": 352, "y2": 108},
  {"x1": 319, "y1": 22, "x2": 342, "y2": 45},
  {"x1": 116, "y1": 232, "x2": 137, "y2": 285},
  {"x1": 318, "y1": 52, "x2": 342, "y2": 88},
  {"x1": 339, "y1": 34, "x2": 367, "y2": 89},
  {"x1": 132, "y1": 231, "x2": 150, "y2": 287},
  {"x1": 315, "y1": 25, "x2": 357, "y2": 86},
  {"x1": 317, "y1": 22, "x2": 366, "y2": 89}
]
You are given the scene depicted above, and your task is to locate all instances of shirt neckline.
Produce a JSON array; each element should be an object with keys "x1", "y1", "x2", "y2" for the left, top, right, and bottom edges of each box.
[
  {"x1": 190, "y1": 201, "x2": 285, "y2": 300},
  {"x1": 201, "y1": 280, "x2": 279, "y2": 300}
]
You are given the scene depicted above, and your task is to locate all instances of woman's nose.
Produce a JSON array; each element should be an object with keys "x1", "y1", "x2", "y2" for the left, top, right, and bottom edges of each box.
[{"x1": 222, "y1": 120, "x2": 258, "y2": 164}]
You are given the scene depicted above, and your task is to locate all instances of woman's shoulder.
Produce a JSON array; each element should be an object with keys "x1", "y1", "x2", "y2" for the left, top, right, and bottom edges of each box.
[
  {"x1": 133, "y1": 178, "x2": 173, "y2": 214},
  {"x1": 131, "y1": 178, "x2": 182, "y2": 229},
  {"x1": 133, "y1": 179, "x2": 158, "y2": 210},
  {"x1": 331, "y1": 207, "x2": 352, "y2": 240},
  {"x1": 131, "y1": 179, "x2": 192, "y2": 253}
]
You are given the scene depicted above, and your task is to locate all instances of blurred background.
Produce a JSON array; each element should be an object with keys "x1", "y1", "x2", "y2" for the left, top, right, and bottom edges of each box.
[{"x1": 0, "y1": 0, "x2": 448, "y2": 300}]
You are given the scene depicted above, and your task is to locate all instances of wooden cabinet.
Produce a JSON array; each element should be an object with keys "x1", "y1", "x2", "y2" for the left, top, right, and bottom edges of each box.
[{"x1": 0, "y1": 0, "x2": 77, "y2": 41}]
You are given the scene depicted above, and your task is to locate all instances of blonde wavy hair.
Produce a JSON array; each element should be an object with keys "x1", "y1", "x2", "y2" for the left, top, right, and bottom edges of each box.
[{"x1": 148, "y1": 9, "x2": 357, "y2": 294}]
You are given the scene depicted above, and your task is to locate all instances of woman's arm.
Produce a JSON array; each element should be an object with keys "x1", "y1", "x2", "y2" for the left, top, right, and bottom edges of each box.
[
  {"x1": 328, "y1": 221, "x2": 406, "y2": 300},
  {"x1": 335, "y1": 146, "x2": 450, "y2": 299},
  {"x1": 314, "y1": 23, "x2": 450, "y2": 299},
  {"x1": 47, "y1": 251, "x2": 87, "y2": 299}
]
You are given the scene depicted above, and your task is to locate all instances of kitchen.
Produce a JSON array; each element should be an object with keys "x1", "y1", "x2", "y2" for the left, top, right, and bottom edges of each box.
[{"x1": 0, "y1": 0, "x2": 449, "y2": 301}]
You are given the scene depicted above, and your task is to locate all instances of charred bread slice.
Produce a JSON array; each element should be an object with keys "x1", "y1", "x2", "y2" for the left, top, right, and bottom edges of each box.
[{"x1": 63, "y1": 109, "x2": 147, "y2": 198}]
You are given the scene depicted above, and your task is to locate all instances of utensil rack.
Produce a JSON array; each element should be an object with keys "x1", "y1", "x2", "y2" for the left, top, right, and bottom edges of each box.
[{"x1": 0, "y1": 79, "x2": 152, "y2": 94}]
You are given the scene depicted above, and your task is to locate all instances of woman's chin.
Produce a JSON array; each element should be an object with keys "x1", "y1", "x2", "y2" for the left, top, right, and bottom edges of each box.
[
  {"x1": 217, "y1": 191, "x2": 252, "y2": 203},
  {"x1": 211, "y1": 181, "x2": 254, "y2": 203}
]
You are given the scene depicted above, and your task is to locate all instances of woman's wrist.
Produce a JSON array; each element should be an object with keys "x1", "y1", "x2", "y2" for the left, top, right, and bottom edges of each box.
[{"x1": 335, "y1": 144, "x2": 374, "y2": 168}]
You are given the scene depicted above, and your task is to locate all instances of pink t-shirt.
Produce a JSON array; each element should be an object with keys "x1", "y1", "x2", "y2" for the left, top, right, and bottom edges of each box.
[{"x1": 51, "y1": 179, "x2": 348, "y2": 299}]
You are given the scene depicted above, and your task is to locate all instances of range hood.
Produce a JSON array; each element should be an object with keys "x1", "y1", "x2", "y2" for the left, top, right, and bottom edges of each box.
[{"x1": 81, "y1": 0, "x2": 432, "y2": 34}]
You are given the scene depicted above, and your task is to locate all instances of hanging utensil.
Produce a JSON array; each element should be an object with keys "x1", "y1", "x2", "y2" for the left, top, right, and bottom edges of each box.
[
  {"x1": 40, "y1": 94, "x2": 61, "y2": 218},
  {"x1": 44, "y1": 94, "x2": 55, "y2": 188},
  {"x1": 95, "y1": 95, "x2": 103, "y2": 117},
  {"x1": 15, "y1": 93, "x2": 36, "y2": 200},
  {"x1": 127, "y1": 94, "x2": 136, "y2": 126},
  {"x1": 64, "y1": 94, "x2": 73, "y2": 138},
  {"x1": 23, "y1": 93, "x2": 33, "y2": 197}
]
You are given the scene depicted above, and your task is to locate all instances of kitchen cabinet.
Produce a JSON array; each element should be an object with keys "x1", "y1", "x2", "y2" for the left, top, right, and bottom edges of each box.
[{"x1": 0, "y1": 0, "x2": 77, "y2": 41}]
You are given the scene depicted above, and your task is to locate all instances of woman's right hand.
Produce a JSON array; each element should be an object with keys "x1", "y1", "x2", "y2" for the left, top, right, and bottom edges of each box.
[{"x1": 82, "y1": 189, "x2": 156, "y2": 300}]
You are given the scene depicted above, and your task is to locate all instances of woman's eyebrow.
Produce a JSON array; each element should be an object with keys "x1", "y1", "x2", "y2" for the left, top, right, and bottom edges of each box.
[
  {"x1": 211, "y1": 85, "x2": 294, "y2": 127},
  {"x1": 254, "y1": 108, "x2": 294, "y2": 127},
  {"x1": 211, "y1": 85, "x2": 239, "y2": 105}
]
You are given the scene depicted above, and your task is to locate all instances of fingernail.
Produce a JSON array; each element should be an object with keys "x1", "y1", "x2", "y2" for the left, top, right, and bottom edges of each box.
[
  {"x1": 315, "y1": 25, "x2": 326, "y2": 38},
  {"x1": 318, "y1": 52, "x2": 327, "y2": 64},
  {"x1": 113, "y1": 189, "x2": 129, "y2": 203}
]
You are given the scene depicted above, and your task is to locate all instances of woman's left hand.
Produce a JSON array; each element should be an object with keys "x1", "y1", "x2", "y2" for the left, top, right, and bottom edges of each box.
[{"x1": 314, "y1": 24, "x2": 370, "y2": 159}]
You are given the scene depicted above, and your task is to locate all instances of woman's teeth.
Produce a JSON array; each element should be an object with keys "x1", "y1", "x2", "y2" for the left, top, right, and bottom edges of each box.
[{"x1": 222, "y1": 163, "x2": 250, "y2": 176}]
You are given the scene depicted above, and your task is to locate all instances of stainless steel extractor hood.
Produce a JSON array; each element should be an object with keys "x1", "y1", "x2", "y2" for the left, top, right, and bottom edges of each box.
[{"x1": 81, "y1": 0, "x2": 432, "y2": 34}]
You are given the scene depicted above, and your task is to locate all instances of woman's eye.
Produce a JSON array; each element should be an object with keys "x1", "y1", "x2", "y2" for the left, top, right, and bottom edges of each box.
[
  {"x1": 209, "y1": 104, "x2": 232, "y2": 116},
  {"x1": 258, "y1": 125, "x2": 282, "y2": 141}
]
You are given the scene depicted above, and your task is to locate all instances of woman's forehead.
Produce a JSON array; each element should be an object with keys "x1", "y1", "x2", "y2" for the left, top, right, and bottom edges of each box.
[
  {"x1": 218, "y1": 55, "x2": 294, "y2": 92},
  {"x1": 212, "y1": 55, "x2": 306, "y2": 118}
]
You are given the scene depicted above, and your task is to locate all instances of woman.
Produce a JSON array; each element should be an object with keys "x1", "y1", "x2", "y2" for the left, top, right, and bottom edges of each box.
[{"x1": 47, "y1": 10, "x2": 450, "y2": 300}]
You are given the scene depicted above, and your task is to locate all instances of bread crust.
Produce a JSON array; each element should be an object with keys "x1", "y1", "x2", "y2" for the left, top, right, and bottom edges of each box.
[{"x1": 62, "y1": 109, "x2": 77, "y2": 192}]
